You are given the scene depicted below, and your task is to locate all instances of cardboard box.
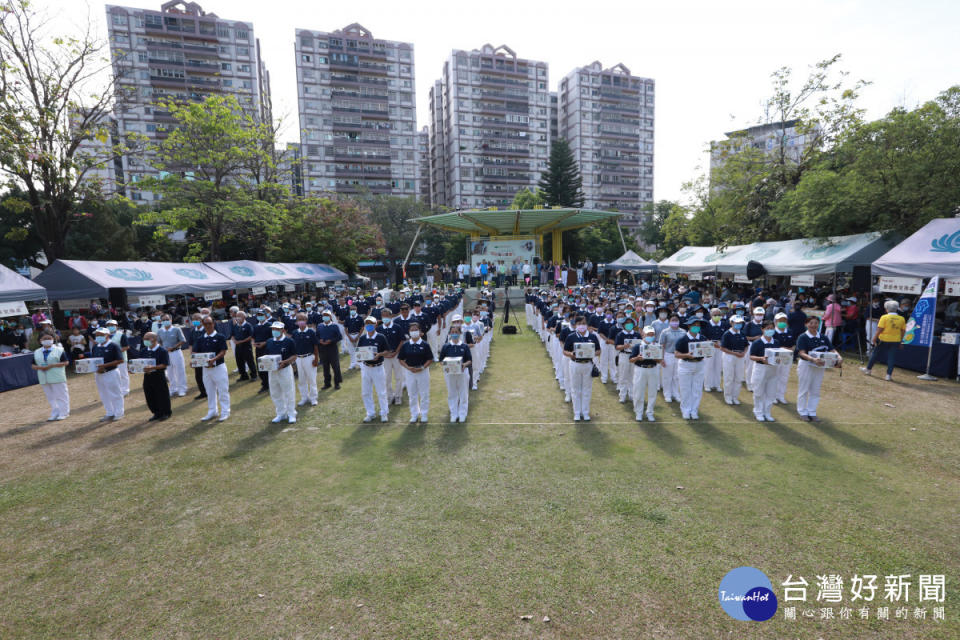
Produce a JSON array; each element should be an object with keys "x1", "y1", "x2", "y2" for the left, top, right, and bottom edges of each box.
[
  {"x1": 689, "y1": 342, "x2": 715, "y2": 358},
  {"x1": 940, "y1": 332, "x2": 959, "y2": 345},
  {"x1": 442, "y1": 356, "x2": 463, "y2": 374},
  {"x1": 357, "y1": 346, "x2": 378, "y2": 362},
  {"x1": 766, "y1": 348, "x2": 794, "y2": 366},
  {"x1": 818, "y1": 351, "x2": 839, "y2": 368},
  {"x1": 623, "y1": 338, "x2": 642, "y2": 348},
  {"x1": 640, "y1": 343, "x2": 664, "y2": 360},
  {"x1": 127, "y1": 358, "x2": 156, "y2": 374},
  {"x1": 75, "y1": 357, "x2": 104, "y2": 374},
  {"x1": 191, "y1": 352, "x2": 215, "y2": 368},
  {"x1": 573, "y1": 342, "x2": 596, "y2": 359},
  {"x1": 258, "y1": 354, "x2": 282, "y2": 372}
]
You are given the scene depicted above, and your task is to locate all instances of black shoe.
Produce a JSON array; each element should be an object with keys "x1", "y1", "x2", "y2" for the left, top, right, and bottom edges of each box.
[
  {"x1": 257, "y1": 387, "x2": 269, "y2": 394},
  {"x1": 195, "y1": 394, "x2": 207, "y2": 400},
  {"x1": 322, "y1": 384, "x2": 332, "y2": 390},
  {"x1": 334, "y1": 384, "x2": 341, "y2": 390},
  {"x1": 158, "y1": 414, "x2": 171, "y2": 421},
  {"x1": 238, "y1": 376, "x2": 249, "y2": 382},
  {"x1": 149, "y1": 415, "x2": 160, "y2": 421}
]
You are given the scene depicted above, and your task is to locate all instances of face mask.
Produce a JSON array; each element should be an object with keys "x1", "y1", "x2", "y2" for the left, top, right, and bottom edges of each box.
[
  {"x1": 764, "y1": 329, "x2": 775, "y2": 337},
  {"x1": 463, "y1": 316, "x2": 472, "y2": 324},
  {"x1": 91, "y1": 322, "x2": 99, "y2": 328},
  {"x1": 776, "y1": 322, "x2": 787, "y2": 329},
  {"x1": 644, "y1": 335, "x2": 655, "y2": 343},
  {"x1": 41, "y1": 339, "x2": 54, "y2": 348},
  {"x1": 449, "y1": 334, "x2": 460, "y2": 342},
  {"x1": 754, "y1": 315, "x2": 764, "y2": 322},
  {"x1": 624, "y1": 323, "x2": 634, "y2": 331},
  {"x1": 409, "y1": 330, "x2": 420, "y2": 339},
  {"x1": 658, "y1": 313, "x2": 667, "y2": 320},
  {"x1": 349, "y1": 310, "x2": 357, "y2": 317},
  {"x1": 689, "y1": 326, "x2": 701, "y2": 335},
  {"x1": 192, "y1": 320, "x2": 201, "y2": 327},
  {"x1": 576, "y1": 324, "x2": 588, "y2": 334},
  {"x1": 735, "y1": 310, "x2": 744, "y2": 317},
  {"x1": 712, "y1": 315, "x2": 722, "y2": 321},
  {"x1": 272, "y1": 330, "x2": 282, "y2": 338},
  {"x1": 108, "y1": 326, "x2": 117, "y2": 334},
  {"x1": 162, "y1": 320, "x2": 171, "y2": 328},
  {"x1": 365, "y1": 324, "x2": 376, "y2": 333},
  {"x1": 296, "y1": 321, "x2": 307, "y2": 329},
  {"x1": 669, "y1": 321, "x2": 680, "y2": 329},
  {"x1": 323, "y1": 317, "x2": 332, "y2": 324},
  {"x1": 142, "y1": 339, "x2": 152, "y2": 349},
  {"x1": 616, "y1": 317, "x2": 625, "y2": 325},
  {"x1": 383, "y1": 318, "x2": 393, "y2": 326},
  {"x1": 95, "y1": 335, "x2": 107, "y2": 345},
  {"x1": 695, "y1": 312, "x2": 704, "y2": 319},
  {"x1": 645, "y1": 307, "x2": 654, "y2": 313},
  {"x1": 731, "y1": 323, "x2": 742, "y2": 332},
  {"x1": 604, "y1": 314, "x2": 613, "y2": 321},
  {"x1": 257, "y1": 315, "x2": 266, "y2": 322}
]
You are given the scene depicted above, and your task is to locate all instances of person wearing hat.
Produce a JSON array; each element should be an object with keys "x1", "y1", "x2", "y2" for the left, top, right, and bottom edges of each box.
[
  {"x1": 702, "y1": 306, "x2": 727, "y2": 392},
  {"x1": 195, "y1": 315, "x2": 230, "y2": 422},
  {"x1": 657, "y1": 313, "x2": 686, "y2": 403},
  {"x1": 291, "y1": 312, "x2": 320, "y2": 406},
  {"x1": 719, "y1": 312, "x2": 748, "y2": 405},
  {"x1": 397, "y1": 321, "x2": 434, "y2": 423},
  {"x1": 378, "y1": 307, "x2": 406, "y2": 405},
  {"x1": 137, "y1": 331, "x2": 171, "y2": 421},
  {"x1": 356, "y1": 316, "x2": 390, "y2": 422},
  {"x1": 796, "y1": 315, "x2": 842, "y2": 421},
  {"x1": 743, "y1": 307, "x2": 766, "y2": 392},
  {"x1": 772, "y1": 312, "x2": 796, "y2": 404},
  {"x1": 438, "y1": 321, "x2": 473, "y2": 422},
  {"x1": 342, "y1": 303, "x2": 363, "y2": 371},
  {"x1": 105, "y1": 319, "x2": 131, "y2": 397},
  {"x1": 315, "y1": 309, "x2": 343, "y2": 391},
  {"x1": 265, "y1": 321, "x2": 298, "y2": 423},
  {"x1": 563, "y1": 315, "x2": 601, "y2": 421},
  {"x1": 32, "y1": 330, "x2": 70, "y2": 421},
  {"x1": 91, "y1": 327, "x2": 125, "y2": 421},
  {"x1": 748, "y1": 319, "x2": 780, "y2": 421},
  {"x1": 651, "y1": 306, "x2": 671, "y2": 339},
  {"x1": 614, "y1": 314, "x2": 641, "y2": 403},
  {"x1": 673, "y1": 316, "x2": 709, "y2": 420},
  {"x1": 629, "y1": 326, "x2": 665, "y2": 422},
  {"x1": 252, "y1": 308, "x2": 273, "y2": 394}
]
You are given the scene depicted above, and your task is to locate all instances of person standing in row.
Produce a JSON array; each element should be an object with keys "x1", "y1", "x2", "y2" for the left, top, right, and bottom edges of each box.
[
  {"x1": 32, "y1": 332, "x2": 70, "y2": 421},
  {"x1": 719, "y1": 315, "x2": 747, "y2": 405},
  {"x1": 379, "y1": 308, "x2": 405, "y2": 405},
  {"x1": 674, "y1": 317, "x2": 708, "y2": 420},
  {"x1": 265, "y1": 322, "x2": 298, "y2": 424},
  {"x1": 702, "y1": 307, "x2": 726, "y2": 392},
  {"x1": 563, "y1": 316, "x2": 600, "y2": 422},
  {"x1": 189, "y1": 313, "x2": 206, "y2": 400},
  {"x1": 771, "y1": 312, "x2": 795, "y2": 404},
  {"x1": 357, "y1": 317, "x2": 390, "y2": 423},
  {"x1": 91, "y1": 327, "x2": 125, "y2": 422},
  {"x1": 398, "y1": 321, "x2": 434, "y2": 423},
  {"x1": 658, "y1": 314, "x2": 686, "y2": 403},
  {"x1": 614, "y1": 317, "x2": 640, "y2": 403},
  {"x1": 292, "y1": 312, "x2": 319, "y2": 406},
  {"x1": 343, "y1": 304, "x2": 363, "y2": 371},
  {"x1": 196, "y1": 315, "x2": 230, "y2": 422},
  {"x1": 748, "y1": 320, "x2": 778, "y2": 422},
  {"x1": 438, "y1": 324, "x2": 472, "y2": 423},
  {"x1": 316, "y1": 310, "x2": 342, "y2": 391},
  {"x1": 796, "y1": 316, "x2": 842, "y2": 422},
  {"x1": 158, "y1": 314, "x2": 187, "y2": 397},
  {"x1": 629, "y1": 326, "x2": 664, "y2": 422},
  {"x1": 252, "y1": 308, "x2": 273, "y2": 394},
  {"x1": 743, "y1": 307, "x2": 765, "y2": 392},
  {"x1": 232, "y1": 311, "x2": 257, "y2": 382},
  {"x1": 105, "y1": 319, "x2": 130, "y2": 397},
  {"x1": 138, "y1": 331, "x2": 171, "y2": 421}
]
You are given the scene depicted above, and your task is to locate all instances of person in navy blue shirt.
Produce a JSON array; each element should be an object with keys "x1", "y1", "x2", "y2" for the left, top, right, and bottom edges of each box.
[
  {"x1": 748, "y1": 320, "x2": 779, "y2": 422},
  {"x1": 291, "y1": 311, "x2": 320, "y2": 406},
  {"x1": 138, "y1": 331, "x2": 171, "y2": 421},
  {"x1": 438, "y1": 325, "x2": 473, "y2": 422},
  {"x1": 795, "y1": 315, "x2": 842, "y2": 422},
  {"x1": 252, "y1": 309, "x2": 273, "y2": 393},
  {"x1": 674, "y1": 317, "x2": 709, "y2": 420},
  {"x1": 771, "y1": 311, "x2": 796, "y2": 405},
  {"x1": 195, "y1": 315, "x2": 231, "y2": 422},
  {"x1": 265, "y1": 321, "x2": 299, "y2": 423},
  {"x1": 379, "y1": 307, "x2": 406, "y2": 405},
  {"x1": 563, "y1": 316, "x2": 601, "y2": 421},
  {"x1": 231, "y1": 310, "x2": 256, "y2": 382},
  {"x1": 315, "y1": 310, "x2": 342, "y2": 390},
  {"x1": 398, "y1": 321, "x2": 435, "y2": 423},
  {"x1": 343, "y1": 304, "x2": 364, "y2": 371},
  {"x1": 719, "y1": 316, "x2": 749, "y2": 405},
  {"x1": 357, "y1": 316, "x2": 391, "y2": 422},
  {"x1": 91, "y1": 327, "x2": 125, "y2": 421}
]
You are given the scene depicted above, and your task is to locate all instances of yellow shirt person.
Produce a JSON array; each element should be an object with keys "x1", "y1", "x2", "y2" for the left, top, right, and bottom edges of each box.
[{"x1": 876, "y1": 312, "x2": 906, "y2": 343}]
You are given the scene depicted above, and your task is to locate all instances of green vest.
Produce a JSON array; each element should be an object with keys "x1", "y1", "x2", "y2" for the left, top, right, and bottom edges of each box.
[{"x1": 34, "y1": 345, "x2": 67, "y2": 385}]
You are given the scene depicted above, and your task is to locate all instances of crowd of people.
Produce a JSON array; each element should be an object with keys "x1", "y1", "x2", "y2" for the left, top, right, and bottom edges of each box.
[{"x1": 22, "y1": 286, "x2": 502, "y2": 425}]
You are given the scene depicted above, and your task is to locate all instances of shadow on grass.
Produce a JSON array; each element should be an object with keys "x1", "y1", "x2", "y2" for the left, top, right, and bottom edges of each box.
[
  {"x1": 883, "y1": 378, "x2": 959, "y2": 399},
  {"x1": 808, "y1": 419, "x2": 888, "y2": 456},
  {"x1": 28, "y1": 419, "x2": 110, "y2": 449},
  {"x1": 390, "y1": 422, "x2": 427, "y2": 456},
  {"x1": 686, "y1": 420, "x2": 748, "y2": 457},
  {"x1": 437, "y1": 422, "x2": 468, "y2": 454},
  {"x1": 89, "y1": 418, "x2": 158, "y2": 449},
  {"x1": 150, "y1": 420, "x2": 218, "y2": 453},
  {"x1": 637, "y1": 421, "x2": 685, "y2": 456},
  {"x1": 761, "y1": 420, "x2": 833, "y2": 457},
  {"x1": 340, "y1": 423, "x2": 385, "y2": 456},
  {"x1": 1, "y1": 421, "x2": 48, "y2": 439},
  {"x1": 223, "y1": 421, "x2": 286, "y2": 460},
  {"x1": 574, "y1": 423, "x2": 612, "y2": 458}
]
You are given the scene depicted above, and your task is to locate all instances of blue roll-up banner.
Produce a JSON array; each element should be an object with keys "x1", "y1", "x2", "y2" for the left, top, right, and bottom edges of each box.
[{"x1": 902, "y1": 276, "x2": 939, "y2": 347}]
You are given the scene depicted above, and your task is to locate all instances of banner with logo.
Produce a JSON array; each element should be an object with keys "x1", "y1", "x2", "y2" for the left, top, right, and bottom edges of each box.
[
  {"x1": 902, "y1": 276, "x2": 938, "y2": 347},
  {"x1": 469, "y1": 237, "x2": 536, "y2": 270}
]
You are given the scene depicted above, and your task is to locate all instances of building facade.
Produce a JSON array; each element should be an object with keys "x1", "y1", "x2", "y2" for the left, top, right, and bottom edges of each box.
[
  {"x1": 428, "y1": 44, "x2": 550, "y2": 209},
  {"x1": 294, "y1": 23, "x2": 418, "y2": 198},
  {"x1": 709, "y1": 119, "x2": 815, "y2": 178},
  {"x1": 95, "y1": 1, "x2": 272, "y2": 200},
  {"x1": 557, "y1": 61, "x2": 654, "y2": 231}
]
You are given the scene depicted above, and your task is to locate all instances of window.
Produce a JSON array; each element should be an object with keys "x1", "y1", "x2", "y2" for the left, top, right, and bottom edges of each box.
[
  {"x1": 222, "y1": 79, "x2": 232, "y2": 87},
  {"x1": 237, "y1": 46, "x2": 249, "y2": 56},
  {"x1": 300, "y1": 35, "x2": 312, "y2": 47},
  {"x1": 221, "y1": 62, "x2": 232, "y2": 71},
  {"x1": 112, "y1": 14, "x2": 126, "y2": 26},
  {"x1": 137, "y1": 52, "x2": 147, "y2": 63},
  {"x1": 301, "y1": 54, "x2": 311, "y2": 63},
  {"x1": 218, "y1": 26, "x2": 230, "y2": 38},
  {"x1": 236, "y1": 30, "x2": 249, "y2": 40},
  {"x1": 238, "y1": 64, "x2": 250, "y2": 72},
  {"x1": 145, "y1": 14, "x2": 161, "y2": 28}
]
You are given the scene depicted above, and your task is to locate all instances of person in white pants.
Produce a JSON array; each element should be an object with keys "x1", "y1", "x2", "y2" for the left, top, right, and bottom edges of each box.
[
  {"x1": 658, "y1": 316, "x2": 686, "y2": 403},
  {"x1": 702, "y1": 308, "x2": 726, "y2": 391},
  {"x1": 379, "y1": 309, "x2": 405, "y2": 405},
  {"x1": 265, "y1": 322, "x2": 298, "y2": 423},
  {"x1": 795, "y1": 316, "x2": 842, "y2": 422},
  {"x1": 719, "y1": 318, "x2": 748, "y2": 405},
  {"x1": 772, "y1": 312, "x2": 795, "y2": 404},
  {"x1": 749, "y1": 322, "x2": 779, "y2": 421},
  {"x1": 291, "y1": 313, "x2": 320, "y2": 407},
  {"x1": 614, "y1": 320, "x2": 640, "y2": 403},
  {"x1": 195, "y1": 316, "x2": 230, "y2": 422},
  {"x1": 673, "y1": 318, "x2": 708, "y2": 420},
  {"x1": 563, "y1": 317, "x2": 601, "y2": 421},
  {"x1": 397, "y1": 322, "x2": 434, "y2": 423},
  {"x1": 438, "y1": 327, "x2": 472, "y2": 422},
  {"x1": 106, "y1": 319, "x2": 131, "y2": 396},
  {"x1": 32, "y1": 334, "x2": 70, "y2": 420},
  {"x1": 90, "y1": 328, "x2": 125, "y2": 421},
  {"x1": 158, "y1": 315, "x2": 188, "y2": 397},
  {"x1": 629, "y1": 326, "x2": 664, "y2": 422},
  {"x1": 743, "y1": 308, "x2": 766, "y2": 391},
  {"x1": 357, "y1": 317, "x2": 390, "y2": 422}
]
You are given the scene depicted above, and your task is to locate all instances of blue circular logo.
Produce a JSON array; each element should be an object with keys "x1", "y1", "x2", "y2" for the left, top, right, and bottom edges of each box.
[
  {"x1": 265, "y1": 266, "x2": 286, "y2": 275},
  {"x1": 230, "y1": 266, "x2": 255, "y2": 277},
  {"x1": 297, "y1": 266, "x2": 314, "y2": 275},
  {"x1": 802, "y1": 240, "x2": 852, "y2": 260},
  {"x1": 174, "y1": 268, "x2": 208, "y2": 280},
  {"x1": 719, "y1": 567, "x2": 778, "y2": 621},
  {"x1": 106, "y1": 268, "x2": 153, "y2": 282}
]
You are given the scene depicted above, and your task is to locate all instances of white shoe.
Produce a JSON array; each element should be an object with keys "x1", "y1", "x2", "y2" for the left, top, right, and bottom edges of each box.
[
  {"x1": 635, "y1": 415, "x2": 643, "y2": 422},
  {"x1": 272, "y1": 416, "x2": 285, "y2": 423},
  {"x1": 756, "y1": 415, "x2": 766, "y2": 422},
  {"x1": 450, "y1": 415, "x2": 456, "y2": 423},
  {"x1": 218, "y1": 413, "x2": 230, "y2": 422},
  {"x1": 201, "y1": 412, "x2": 216, "y2": 421},
  {"x1": 860, "y1": 367, "x2": 871, "y2": 375},
  {"x1": 57, "y1": 414, "x2": 69, "y2": 420},
  {"x1": 573, "y1": 415, "x2": 581, "y2": 421},
  {"x1": 409, "y1": 417, "x2": 418, "y2": 423},
  {"x1": 288, "y1": 415, "x2": 297, "y2": 424},
  {"x1": 583, "y1": 414, "x2": 591, "y2": 421},
  {"x1": 310, "y1": 401, "x2": 318, "y2": 406},
  {"x1": 395, "y1": 398, "x2": 402, "y2": 405},
  {"x1": 765, "y1": 415, "x2": 774, "y2": 422},
  {"x1": 178, "y1": 392, "x2": 186, "y2": 397},
  {"x1": 564, "y1": 395, "x2": 571, "y2": 403},
  {"x1": 733, "y1": 399, "x2": 741, "y2": 405},
  {"x1": 420, "y1": 415, "x2": 428, "y2": 423},
  {"x1": 646, "y1": 413, "x2": 655, "y2": 422},
  {"x1": 380, "y1": 415, "x2": 388, "y2": 422},
  {"x1": 47, "y1": 415, "x2": 57, "y2": 422},
  {"x1": 725, "y1": 399, "x2": 733, "y2": 405},
  {"x1": 472, "y1": 384, "x2": 478, "y2": 390},
  {"x1": 363, "y1": 415, "x2": 374, "y2": 423},
  {"x1": 884, "y1": 374, "x2": 892, "y2": 381},
  {"x1": 664, "y1": 397, "x2": 672, "y2": 403},
  {"x1": 297, "y1": 400, "x2": 308, "y2": 406},
  {"x1": 691, "y1": 413, "x2": 699, "y2": 420}
]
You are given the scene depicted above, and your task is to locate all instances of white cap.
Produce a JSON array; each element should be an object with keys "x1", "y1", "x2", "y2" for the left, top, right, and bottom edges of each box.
[
  {"x1": 364, "y1": 316, "x2": 377, "y2": 324},
  {"x1": 775, "y1": 312, "x2": 788, "y2": 320},
  {"x1": 270, "y1": 321, "x2": 285, "y2": 330},
  {"x1": 642, "y1": 325, "x2": 656, "y2": 334},
  {"x1": 451, "y1": 314, "x2": 462, "y2": 322},
  {"x1": 753, "y1": 307, "x2": 765, "y2": 315},
  {"x1": 106, "y1": 319, "x2": 118, "y2": 325}
]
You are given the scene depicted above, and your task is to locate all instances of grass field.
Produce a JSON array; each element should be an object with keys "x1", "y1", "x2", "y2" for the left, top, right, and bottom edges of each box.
[{"x1": 1, "y1": 323, "x2": 958, "y2": 638}]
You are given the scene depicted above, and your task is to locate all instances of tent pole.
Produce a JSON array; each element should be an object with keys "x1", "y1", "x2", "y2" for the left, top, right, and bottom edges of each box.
[
  {"x1": 616, "y1": 219, "x2": 627, "y2": 253},
  {"x1": 402, "y1": 224, "x2": 424, "y2": 283},
  {"x1": 867, "y1": 268, "x2": 873, "y2": 359},
  {"x1": 713, "y1": 267, "x2": 718, "y2": 299},
  {"x1": 918, "y1": 275, "x2": 939, "y2": 381}
]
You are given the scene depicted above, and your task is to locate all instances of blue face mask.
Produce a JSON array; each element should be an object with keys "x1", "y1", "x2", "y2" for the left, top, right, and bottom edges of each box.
[
  {"x1": 764, "y1": 329, "x2": 775, "y2": 337},
  {"x1": 624, "y1": 323, "x2": 635, "y2": 331},
  {"x1": 192, "y1": 320, "x2": 201, "y2": 327},
  {"x1": 365, "y1": 324, "x2": 376, "y2": 333},
  {"x1": 689, "y1": 326, "x2": 701, "y2": 335},
  {"x1": 95, "y1": 335, "x2": 107, "y2": 345},
  {"x1": 272, "y1": 330, "x2": 282, "y2": 338},
  {"x1": 644, "y1": 335, "x2": 655, "y2": 343},
  {"x1": 143, "y1": 339, "x2": 152, "y2": 349},
  {"x1": 257, "y1": 316, "x2": 265, "y2": 322},
  {"x1": 162, "y1": 320, "x2": 171, "y2": 328}
]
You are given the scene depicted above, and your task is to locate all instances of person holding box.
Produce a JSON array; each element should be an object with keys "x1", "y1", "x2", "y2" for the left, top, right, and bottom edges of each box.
[
  {"x1": 397, "y1": 321, "x2": 434, "y2": 423},
  {"x1": 265, "y1": 322, "x2": 298, "y2": 424},
  {"x1": 563, "y1": 315, "x2": 601, "y2": 422},
  {"x1": 749, "y1": 320, "x2": 779, "y2": 422},
  {"x1": 91, "y1": 327, "x2": 125, "y2": 422},
  {"x1": 138, "y1": 331, "x2": 171, "y2": 421},
  {"x1": 796, "y1": 316, "x2": 843, "y2": 422},
  {"x1": 673, "y1": 317, "x2": 709, "y2": 420},
  {"x1": 438, "y1": 324, "x2": 473, "y2": 423},
  {"x1": 719, "y1": 316, "x2": 748, "y2": 405},
  {"x1": 357, "y1": 316, "x2": 390, "y2": 423},
  {"x1": 195, "y1": 315, "x2": 230, "y2": 422},
  {"x1": 291, "y1": 312, "x2": 320, "y2": 407},
  {"x1": 629, "y1": 326, "x2": 664, "y2": 422}
]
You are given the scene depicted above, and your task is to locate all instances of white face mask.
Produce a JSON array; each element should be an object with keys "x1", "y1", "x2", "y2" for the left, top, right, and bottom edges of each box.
[
  {"x1": 41, "y1": 339, "x2": 54, "y2": 347},
  {"x1": 409, "y1": 330, "x2": 420, "y2": 340},
  {"x1": 576, "y1": 325, "x2": 588, "y2": 334}
]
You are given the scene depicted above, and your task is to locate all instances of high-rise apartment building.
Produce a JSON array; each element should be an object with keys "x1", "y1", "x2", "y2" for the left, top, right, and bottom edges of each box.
[
  {"x1": 95, "y1": 1, "x2": 272, "y2": 200},
  {"x1": 294, "y1": 23, "x2": 418, "y2": 198},
  {"x1": 558, "y1": 61, "x2": 654, "y2": 230},
  {"x1": 417, "y1": 127, "x2": 431, "y2": 205},
  {"x1": 709, "y1": 119, "x2": 816, "y2": 178},
  {"x1": 429, "y1": 44, "x2": 550, "y2": 209}
]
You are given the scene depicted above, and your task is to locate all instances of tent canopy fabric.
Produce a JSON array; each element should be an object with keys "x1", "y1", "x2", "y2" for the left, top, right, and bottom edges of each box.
[
  {"x1": 659, "y1": 232, "x2": 897, "y2": 276},
  {"x1": 872, "y1": 218, "x2": 960, "y2": 278},
  {"x1": 410, "y1": 208, "x2": 623, "y2": 235},
  {"x1": 204, "y1": 260, "x2": 304, "y2": 287},
  {"x1": 604, "y1": 250, "x2": 658, "y2": 272},
  {"x1": 34, "y1": 260, "x2": 237, "y2": 301},
  {"x1": 0, "y1": 265, "x2": 47, "y2": 303}
]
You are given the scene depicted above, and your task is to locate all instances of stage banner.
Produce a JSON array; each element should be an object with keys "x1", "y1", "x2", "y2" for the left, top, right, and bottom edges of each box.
[
  {"x1": 903, "y1": 276, "x2": 938, "y2": 347},
  {"x1": 469, "y1": 236, "x2": 537, "y2": 270}
]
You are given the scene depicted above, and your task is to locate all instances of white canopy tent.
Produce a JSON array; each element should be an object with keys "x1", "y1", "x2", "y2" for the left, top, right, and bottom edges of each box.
[
  {"x1": 34, "y1": 260, "x2": 237, "y2": 301},
  {"x1": 872, "y1": 218, "x2": 960, "y2": 278},
  {"x1": 0, "y1": 264, "x2": 47, "y2": 303},
  {"x1": 604, "y1": 250, "x2": 658, "y2": 273},
  {"x1": 204, "y1": 260, "x2": 304, "y2": 288}
]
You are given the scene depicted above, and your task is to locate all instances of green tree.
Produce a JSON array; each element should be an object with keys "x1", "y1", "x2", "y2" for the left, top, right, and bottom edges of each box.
[
  {"x1": 635, "y1": 199, "x2": 679, "y2": 250},
  {"x1": 0, "y1": 0, "x2": 136, "y2": 263},
  {"x1": 363, "y1": 194, "x2": 432, "y2": 283},
  {"x1": 538, "y1": 138, "x2": 584, "y2": 208},
  {"x1": 64, "y1": 196, "x2": 181, "y2": 261},
  {"x1": 510, "y1": 187, "x2": 545, "y2": 209},
  {"x1": 0, "y1": 186, "x2": 44, "y2": 268}
]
